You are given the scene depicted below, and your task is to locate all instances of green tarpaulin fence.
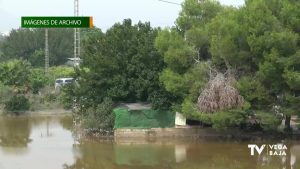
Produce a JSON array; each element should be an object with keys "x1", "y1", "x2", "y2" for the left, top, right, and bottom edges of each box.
[{"x1": 114, "y1": 108, "x2": 175, "y2": 129}]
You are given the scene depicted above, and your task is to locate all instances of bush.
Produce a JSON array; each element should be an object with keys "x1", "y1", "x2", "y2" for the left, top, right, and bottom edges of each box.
[
  {"x1": 211, "y1": 109, "x2": 247, "y2": 130},
  {"x1": 4, "y1": 95, "x2": 30, "y2": 115},
  {"x1": 29, "y1": 68, "x2": 49, "y2": 94},
  {"x1": 0, "y1": 83, "x2": 13, "y2": 104},
  {"x1": 48, "y1": 66, "x2": 75, "y2": 82},
  {"x1": 82, "y1": 98, "x2": 114, "y2": 133},
  {"x1": 0, "y1": 59, "x2": 31, "y2": 87},
  {"x1": 59, "y1": 84, "x2": 76, "y2": 109},
  {"x1": 181, "y1": 98, "x2": 212, "y2": 124},
  {"x1": 256, "y1": 111, "x2": 282, "y2": 131}
]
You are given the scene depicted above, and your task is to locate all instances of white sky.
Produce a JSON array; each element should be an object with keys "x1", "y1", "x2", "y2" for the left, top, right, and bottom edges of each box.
[{"x1": 0, "y1": 0, "x2": 244, "y2": 34}]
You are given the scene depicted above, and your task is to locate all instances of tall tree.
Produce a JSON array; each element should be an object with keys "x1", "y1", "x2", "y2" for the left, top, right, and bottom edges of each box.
[
  {"x1": 155, "y1": 0, "x2": 225, "y2": 120},
  {"x1": 76, "y1": 20, "x2": 175, "y2": 112},
  {"x1": 238, "y1": 0, "x2": 300, "y2": 130},
  {"x1": 156, "y1": 0, "x2": 300, "y2": 130}
]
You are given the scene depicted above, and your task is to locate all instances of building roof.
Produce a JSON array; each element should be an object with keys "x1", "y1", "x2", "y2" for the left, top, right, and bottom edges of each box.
[{"x1": 118, "y1": 103, "x2": 152, "y2": 110}]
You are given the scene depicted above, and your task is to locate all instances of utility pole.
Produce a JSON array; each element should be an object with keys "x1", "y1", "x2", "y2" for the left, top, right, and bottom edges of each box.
[
  {"x1": 45, "y1": 29, "x2": 49, "y2": 74},
  {"x1": 74, "y1": 0, "x2": 80, "y2": 66}
]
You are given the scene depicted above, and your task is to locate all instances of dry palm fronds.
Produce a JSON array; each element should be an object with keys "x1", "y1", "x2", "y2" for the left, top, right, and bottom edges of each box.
[{"x1": 197, "y1": 71, "x2": 244, "y2": 113}]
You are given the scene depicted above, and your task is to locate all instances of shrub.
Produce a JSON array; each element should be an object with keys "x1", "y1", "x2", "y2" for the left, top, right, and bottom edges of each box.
[
  {"x1": 4, "y1": 95, "x2": 30, "y2": 115},
  {"x1": 0, "y1": 83, "x2": 13, "y2": 104},
  {"x1": 181, "y1": 98, "x2": 212, "y2": 124},
  {"x1": 82, "y1": 98, "x2": 114, "y2": 133},
  {"x1": 0, "y1": 59, "x2": 31, "y2": 87},
  {"x1": 48, "y1": 66, "x2": 75, "y2": 82},
  {"x1": 256, "y1": 111, "x2": 282, "y2": 131},
  {"x1": 211, "y1": 109, "x2": 247, "y2": 130},
  {"x1": 29, "y1": 68, "x2": 49, "y2": 94},
  {"x1": 59, "y1": 84, "x2": 76, "y2": 109}
]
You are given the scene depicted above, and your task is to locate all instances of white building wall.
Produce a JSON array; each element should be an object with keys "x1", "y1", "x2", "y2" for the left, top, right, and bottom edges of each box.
[{"x1": 175, "y1": 112, "x2": 186, "y2": 126}]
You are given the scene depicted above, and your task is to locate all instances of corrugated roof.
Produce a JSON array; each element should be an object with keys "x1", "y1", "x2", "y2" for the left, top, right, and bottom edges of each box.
[{"x1": 118, "y1": 103, "x2": 152, "y2": 110}]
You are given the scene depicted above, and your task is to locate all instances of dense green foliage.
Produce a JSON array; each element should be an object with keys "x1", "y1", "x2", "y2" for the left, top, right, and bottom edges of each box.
[
  {"x1": 82, "y1": 98, "x2": 115, "y2": 132},
  {"x1": 39, "y1": 0, "x2": 300, "y2": 132},
  {"x1": 70, "y1": 20, "x2": 176, "y2": 130},
  {"x1": 0, "y1": 60, "x2": 30, "y2": 114},
  {"x1": 0, "y1": 29, "x2": 73, "y2": 66},
  {"x1": 155, "y1": 0, "x2": 300, "y2": 131},
  {"x1": 4, "y1": 95, "x2": 30, "y2": 114},
  {"x1": 155, "y1": 0, "x2": 222, "y2": 124},
  {"x1": 80, "y1": 20, "x2": 172, "y2": 105},
  {"x1": 0, "y1": 59, "x2": 31, "y2": 88},
  {"x1": 0, "y1": 59, "x2": 75, "y2": 114},
  {"x1": 0, "y1": 59, "x2": 74, "y2": 92}
]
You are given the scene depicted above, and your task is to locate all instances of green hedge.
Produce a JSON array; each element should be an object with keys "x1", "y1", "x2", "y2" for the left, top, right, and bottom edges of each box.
[{"x1": 114, "y1": 108, "x2": 175, "y2": 129}]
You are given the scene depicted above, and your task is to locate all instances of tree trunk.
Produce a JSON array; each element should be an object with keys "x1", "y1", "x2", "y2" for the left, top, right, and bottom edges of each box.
[{"x1": 285, "y1": 115, "x2": 291, "y2": 131}]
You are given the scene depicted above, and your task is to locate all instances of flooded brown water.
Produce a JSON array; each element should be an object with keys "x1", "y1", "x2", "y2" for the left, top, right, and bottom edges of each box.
[{"x1": 0, "y1": 115, "x2": 299, "y2": 169}]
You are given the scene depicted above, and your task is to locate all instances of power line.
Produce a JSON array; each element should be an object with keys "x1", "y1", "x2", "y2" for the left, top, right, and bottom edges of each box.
[{"x1": 158, "y1": 0, "x2": 181, "y2": 6}]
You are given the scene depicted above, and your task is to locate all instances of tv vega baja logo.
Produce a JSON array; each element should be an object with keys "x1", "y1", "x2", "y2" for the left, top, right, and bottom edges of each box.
[{"x1": 248, "y1": 144, "x2": 287, "y2": 156}]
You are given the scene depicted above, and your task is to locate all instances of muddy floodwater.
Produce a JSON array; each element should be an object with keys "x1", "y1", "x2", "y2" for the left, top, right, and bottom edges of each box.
[{"x1": 0, "y1": 115, "x2": 299, "y2": 169}]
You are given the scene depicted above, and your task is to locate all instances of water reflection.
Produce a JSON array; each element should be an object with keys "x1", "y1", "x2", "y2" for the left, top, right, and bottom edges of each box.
[
  {"x1": 59, "y1": 116, "x2": 73, "y2": 131},
  {"x1": 0, "y1": 117, "x2": 31, "y2": 148},
  {"x1": 64, "y1": 139, "x2": 300, "y2": 169},
  {"x1": 0, "y1": 115, "x2": 75, "y2": 169},
  {"x1": 0, "y1": 115, "x2": 299, "y2": 169},
  {"x1": 255, "y1": 144, "x2": 300, "y2": 169},
  {"x1": 64, "y1": 141, "x2": 116, "y2": 169}
]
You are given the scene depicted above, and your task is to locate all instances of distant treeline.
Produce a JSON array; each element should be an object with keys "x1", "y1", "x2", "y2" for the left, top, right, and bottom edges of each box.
[{"x1": 0, "y1": 28, "x2": 74, "y2": 66}]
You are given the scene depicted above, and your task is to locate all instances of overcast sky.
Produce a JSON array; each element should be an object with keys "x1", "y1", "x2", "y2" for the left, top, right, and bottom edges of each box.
[{"x1": 0, "y1": 0, "x2": 244, "y2": 34}]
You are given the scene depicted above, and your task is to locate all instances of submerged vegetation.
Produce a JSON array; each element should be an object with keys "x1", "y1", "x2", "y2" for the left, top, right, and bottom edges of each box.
[{"x1": 0, "y1": 0, "x2": 300, "y2": 134}]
